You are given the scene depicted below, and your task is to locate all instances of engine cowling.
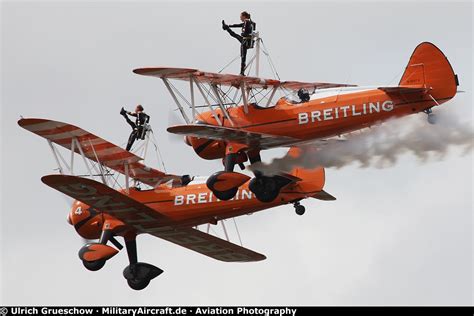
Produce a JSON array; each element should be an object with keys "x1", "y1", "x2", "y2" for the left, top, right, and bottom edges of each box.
[
  {"x1": 67, "y1": 201, "x2": 103, "y2": 240},
  {"x1": 186, "y1": 136, "x2": 226, "y2": 160}
]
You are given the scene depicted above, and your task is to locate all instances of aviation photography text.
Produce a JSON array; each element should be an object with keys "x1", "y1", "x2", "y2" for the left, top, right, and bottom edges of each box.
[{"x1": 6, "y1": 307, "x2": 298, "y2": 316}]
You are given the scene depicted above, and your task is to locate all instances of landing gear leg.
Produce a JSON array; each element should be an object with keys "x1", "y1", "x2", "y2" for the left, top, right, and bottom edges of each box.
[
  {"x1": 123, "y1": 234, "x2": 163, "y2": 291},
  {"x1": 248, "y1": 149, "x2": 261, "y2": 165},
  {"x1": 293, "y1": 201, "x2": 306, "y2": 216}
]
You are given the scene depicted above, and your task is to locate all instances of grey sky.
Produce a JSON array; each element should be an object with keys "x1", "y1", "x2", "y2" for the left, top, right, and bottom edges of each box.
[{"x1": 1, "y1": 0, "x2": 473, "y2": 305}]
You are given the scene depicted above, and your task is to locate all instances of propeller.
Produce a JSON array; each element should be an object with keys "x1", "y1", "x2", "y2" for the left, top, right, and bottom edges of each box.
[
  {"x1": 60, "y1": 193, "x2": 95, "y2": 245},
  {"x1": 167, "y1": 108, "x2": 187, "y2": 144}
]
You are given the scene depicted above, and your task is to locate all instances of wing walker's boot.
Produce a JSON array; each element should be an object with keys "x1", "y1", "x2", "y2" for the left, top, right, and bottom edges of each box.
[
  {"x1": 120, "y1": 107, "x2": 127, "y2": 116},
  {"x1": 222, "y1": 20, "x2": 229, "y2": 31},
  {"x1": 240, "y1": 63, "x2": 246, "y2": 76}
]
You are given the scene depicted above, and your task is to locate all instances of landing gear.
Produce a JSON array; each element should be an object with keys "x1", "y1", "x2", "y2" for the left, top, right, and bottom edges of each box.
[
  {"x1": 206, "y1": 151, "x2": 250, "y2": 201},
  {"x1": 82, "y1": 259, "x2": 106, "y2": 271},
  {"x1": 424, "y1": 108, "x2": 437, "y2": 125},
  {"x1": 206, "y1": 171, "x2": 239, "y2": 201},
  {"x1": 78, "y1": 228, "x2": 163, "y2": 289},
  {"x1": 123, "y1": 237, "x2": 163, "y2": 291},
  {"x1": 127, "y1": 276, "x2": 150, "y2": 291},
  {"x1": 212, "y1": 187, "x2": 238, "y2": 201},
  {"x1": 123, "y1": 263, "x2": 163, "y2": 291},
  {"x1": 249, "y1": 173, "x2": 292, "y2": 203},
  {"x1": 293, "y1": 201, "x2": 305, "y2": 215}
]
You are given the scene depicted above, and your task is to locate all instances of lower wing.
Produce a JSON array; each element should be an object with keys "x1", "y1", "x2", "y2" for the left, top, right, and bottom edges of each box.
[
  {"x1": 167, "y1": 124, "x2": 298, "y2": 149},
  {"x1": 42, "y1": 174, "x2": 265, "y2": 262}
]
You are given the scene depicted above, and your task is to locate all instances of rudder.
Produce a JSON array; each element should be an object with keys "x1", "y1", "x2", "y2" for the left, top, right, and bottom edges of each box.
[{"x1": 399, "y1": 42, "x2": 458, "y2": 101}]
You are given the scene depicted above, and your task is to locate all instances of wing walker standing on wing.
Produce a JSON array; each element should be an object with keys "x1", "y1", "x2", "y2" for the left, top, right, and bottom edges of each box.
[
  {"x1": 222, "y1": 11, "x2": 257, "y2": 76},
  {"x1": 120, "y1": 105, "x2": 150, "y2": 151}
]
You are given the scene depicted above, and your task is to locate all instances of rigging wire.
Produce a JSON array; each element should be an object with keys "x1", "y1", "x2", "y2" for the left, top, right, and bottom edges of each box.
[
  {"x1": 232, "y1": 218, "x2": 243, "y2": 246},
  {"x1": 218, "y1": 54, "x2": 241, "y2": 73},
  {"x1": 260, "y1": 39, "x2": 281, "y2": 80},
  {"x1": 149, "y1": 128, "x2": 168, "y2": 173}
]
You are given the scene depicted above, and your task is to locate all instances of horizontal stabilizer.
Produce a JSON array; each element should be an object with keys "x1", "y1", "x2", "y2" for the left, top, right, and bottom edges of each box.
[
  {"x1": 378, "y1": 85, "x2": 428, "y2": 94},
  {"x1": 312, "y1": 190, "x2": 336, "y2": 201}
]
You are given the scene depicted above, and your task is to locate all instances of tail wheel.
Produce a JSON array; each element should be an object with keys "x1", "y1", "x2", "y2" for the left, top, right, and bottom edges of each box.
[
  {"x1": 295, "y1": 205, "x2": 306, "y2": 216},
  {"x1": 82, "y1": 259, "x2": 106, "y2": 271}
]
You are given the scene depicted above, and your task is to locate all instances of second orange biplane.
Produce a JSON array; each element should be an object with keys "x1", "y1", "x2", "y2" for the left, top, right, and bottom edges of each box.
[{"x1": 19, "y1": 118, "x2": 334, "y2": 290}]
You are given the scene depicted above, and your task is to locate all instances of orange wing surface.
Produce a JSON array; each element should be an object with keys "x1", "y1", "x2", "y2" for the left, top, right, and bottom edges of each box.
[
  {"x1": 167, "y1": 124, "x2": 298, "y2": 149},
  {"x1": 133, "y1": 67, "x2": 354, "y2": 91},
  {"x1": 42, "y1": 175, "x2": 266, "y2": 262},
  {"x1": 18, "y1": 118, "x2": 181, "y2": 186}
]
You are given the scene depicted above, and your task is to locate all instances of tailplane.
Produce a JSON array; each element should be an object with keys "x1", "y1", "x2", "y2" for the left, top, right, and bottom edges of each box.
[{"x1": 286, "y1": 147, "x2": 336, "y2": 201}]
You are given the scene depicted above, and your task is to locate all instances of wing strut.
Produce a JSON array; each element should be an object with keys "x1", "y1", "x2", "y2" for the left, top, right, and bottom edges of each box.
[
  {"x1": 193, "y1": 78, "x2": 222, "y2": 126},
  {"x1": 162, "y1": 78, "x2": 191, "y2": 124},
  {"x1": 266, "y1": 86, "x2": 278, "y2": 107},
  {"x1": 211, "y1": 84, "x2": 235, "y2": 126},
  {"x1": 88, "y1": 139, "x2": 108, "y2": 185},
  {"x1": 240, "y1": 82, "x2": 249, "y2": 114},
  {"x1": 47, "y1": 140, "x2": 66, "y2": 175},
  {"x1": 73, "y1": 137, "x2": 93, "y2": 178},
  {"x1": 189, "y1": 75, "x2": 196, "y2": 119},
  {"x1": 124, "y1": 162, "x2": 130, "y2": 194}
]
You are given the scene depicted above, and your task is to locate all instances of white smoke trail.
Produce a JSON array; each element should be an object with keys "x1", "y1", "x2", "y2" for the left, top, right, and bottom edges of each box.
[{"x1": 250, "y1": 109, "x2": 474, "y2": 174}]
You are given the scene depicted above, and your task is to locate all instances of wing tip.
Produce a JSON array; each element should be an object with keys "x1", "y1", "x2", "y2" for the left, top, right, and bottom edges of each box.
[{"x1": 17, "y1": 117, "x2": 46, "y2": 128}]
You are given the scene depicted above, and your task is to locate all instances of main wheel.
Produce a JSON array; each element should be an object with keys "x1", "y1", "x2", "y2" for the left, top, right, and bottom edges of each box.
[
  {"x1": 295, "y1": 205, "x2": 306, "y2": 216},
  {"x1": 212, "y1": 187, "x2": 238, "y2": 201},
  {"x1": 127, "y1": 278, "x2": 150, "y2": 291},
  {"x1": 123, "y1": 262, "x2": 163, "y2": 291},
  {"x1": 82, "y1": 259, "x2": 106, "y2": 271},
  {"x1": 206, "y1": 171, "x2": 240, "y2": 201}
]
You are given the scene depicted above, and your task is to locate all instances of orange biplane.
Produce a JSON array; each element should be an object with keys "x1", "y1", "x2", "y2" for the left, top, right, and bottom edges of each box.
[
  {"x1": 134, "y1": 42, "x2": 458, "y2": 203},
  {"x1": 18, "y1": 118, "x2": 335, "y2": 290}
]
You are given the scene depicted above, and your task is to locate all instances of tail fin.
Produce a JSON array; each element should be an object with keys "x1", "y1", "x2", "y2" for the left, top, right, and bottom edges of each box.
[{"x1": 399, "y1": 42, "x2": 458, "y2": 100}]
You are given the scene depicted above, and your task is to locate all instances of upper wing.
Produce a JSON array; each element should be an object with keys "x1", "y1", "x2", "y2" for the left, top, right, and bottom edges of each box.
[
  {"x1": 19, "y1": 118, "x2": 181, "y2": 186},
  {"x1": 42, "y1": 174, "x2": 265, "y2": 262},
  {"x1": 167, "y1": 124, "x2": 299, "y2": 149},
  {"x1": 133, "y1": 67, "x2": 353, "y2": 91}
]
